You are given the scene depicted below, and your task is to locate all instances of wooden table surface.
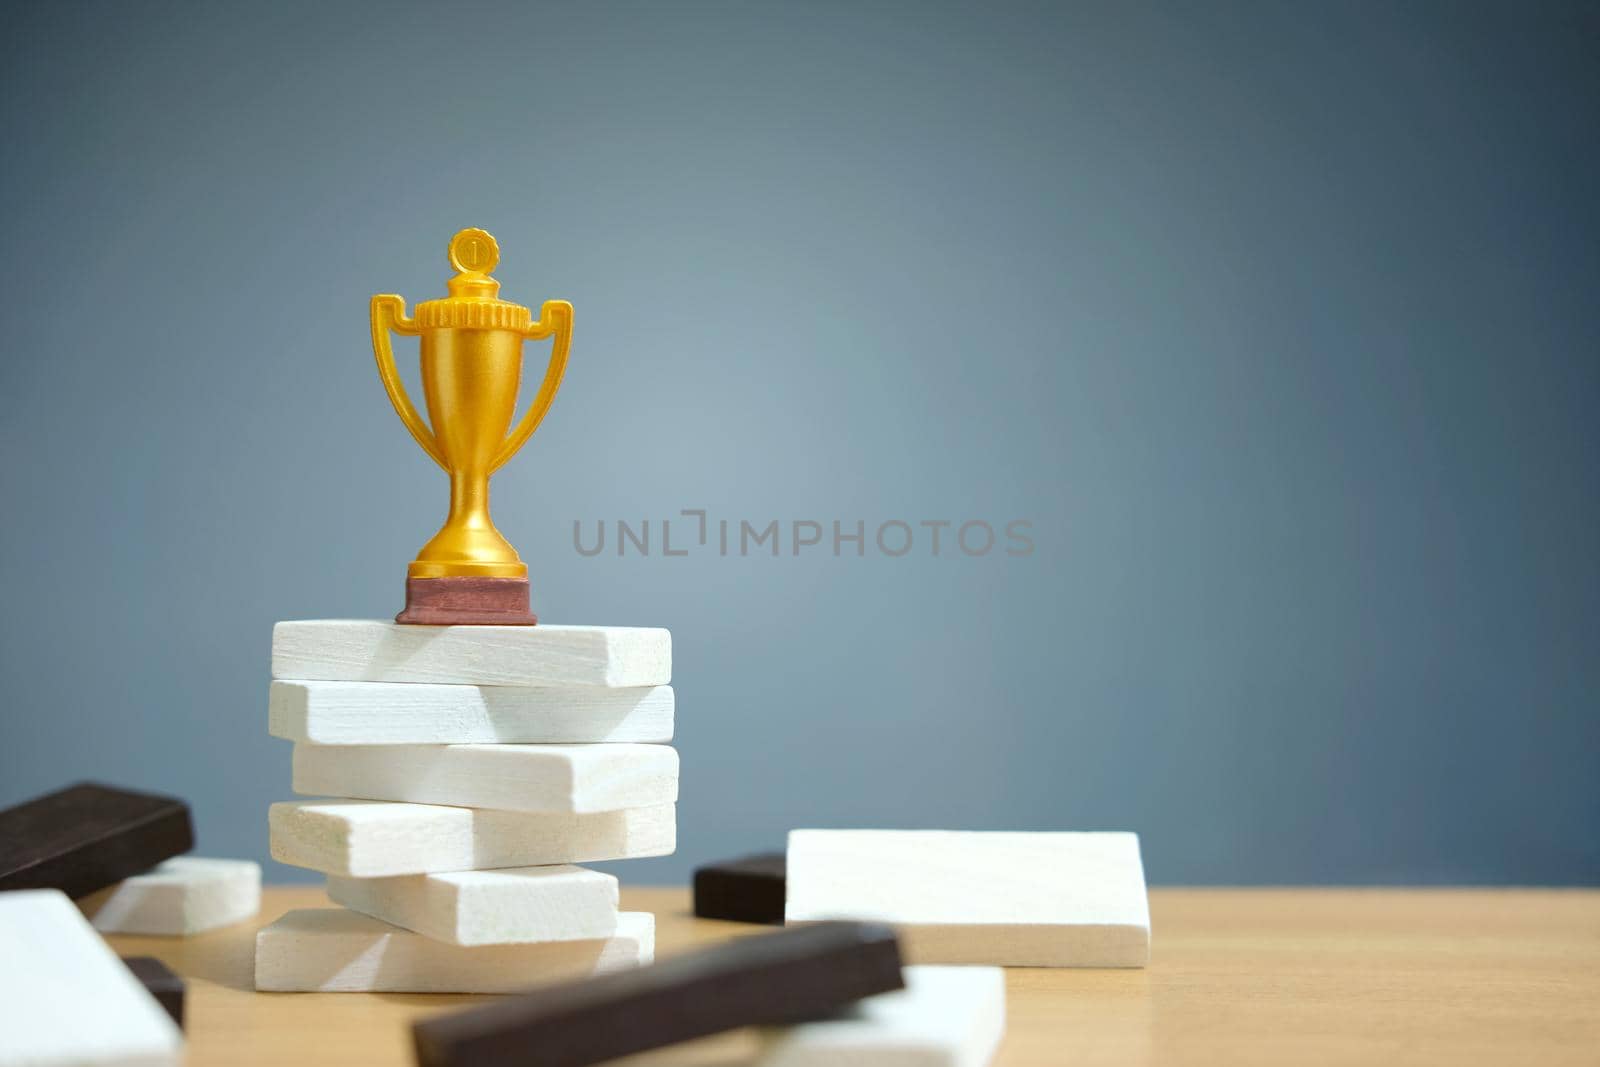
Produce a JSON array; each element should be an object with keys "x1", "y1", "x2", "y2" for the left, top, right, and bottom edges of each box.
[{"x1": 105, "y1": 886, "x2": 1600, "y2": 1066}]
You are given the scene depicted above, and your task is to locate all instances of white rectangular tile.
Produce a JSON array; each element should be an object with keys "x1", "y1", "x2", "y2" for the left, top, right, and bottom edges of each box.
[
  {"x1": 269, "y1": 800, "x2": 676, "y2": 877},
  {"x1": 786, "y1": 830, "x2": 1150, "y2": 967},
  {"x1": 79, "y1": 856, "x2": 261, "y2": 936},
  {"x1": 758, "y1": 966, "x2": 1006, "y2": 1067},
  {"x1": 254, "y1": 908, "x2": 654, "y2": 993},
  {"x1": 326, "y1": 865, "x2": 618, "y2": 946},
  {"x1": 292, "y1": 743, "x2": 679, "y2": 814},
  {"x1": 270, "y1": 620, "x2": 670, "y2": 686},
  {"x1": 269, "y1": 680, "x2": 674, "y2": 744},
  {"x1": 0, "y1": 889, "x2": 182, "y2": 1065}
]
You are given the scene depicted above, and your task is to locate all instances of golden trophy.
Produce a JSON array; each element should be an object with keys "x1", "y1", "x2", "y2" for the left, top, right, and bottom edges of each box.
[{"x1": 370, "y1": 228, "x2": 571, "y2": 625}]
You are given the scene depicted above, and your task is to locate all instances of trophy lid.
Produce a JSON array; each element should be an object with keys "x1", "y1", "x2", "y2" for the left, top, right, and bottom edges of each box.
[{"x1": 413, "y1": 228, "x2": 533, "y2": 331}]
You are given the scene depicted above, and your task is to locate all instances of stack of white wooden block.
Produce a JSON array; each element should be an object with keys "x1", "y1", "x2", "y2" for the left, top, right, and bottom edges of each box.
[{"x1": 254, "y1": 620, "x2": 677, "y2": 993}]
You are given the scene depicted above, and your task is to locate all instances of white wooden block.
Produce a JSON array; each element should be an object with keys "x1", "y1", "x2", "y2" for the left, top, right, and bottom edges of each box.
[
  {"x1": 269, "y1": 680, "x2": 674, "y2": 744},
  {"x1": 757, "y1": 966, "x2": 1006, "y2": 1067},
  {"x1": 326, "y1": 864, "x2": 618, "y2": 946},
  {"x1": 0, "y1": 889, "x2": 183, "y2": 1066},
  {"x1": 269, "y1": 799, "x2": 677, "y2": 877},
  {"x1": 785, "y1": 830, "x2": 1150, "y2": 967},
  {"x1": 292, "y1": 743, "x2": 679, "y2": 813},
  {"x1": 79, "y1": 856, "x2": 261, "y2": 936},
  {"x1": 271, "y1": 620, "x2": 671, "y2": 687},
  {"x1": 253, "y1": 908, "x2": 654, "y2": 993}
]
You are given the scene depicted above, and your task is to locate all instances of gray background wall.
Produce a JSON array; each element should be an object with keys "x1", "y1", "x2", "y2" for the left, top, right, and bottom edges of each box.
[{"x1": 2, "y1": 0, "x2": 1595, "y2": 886}]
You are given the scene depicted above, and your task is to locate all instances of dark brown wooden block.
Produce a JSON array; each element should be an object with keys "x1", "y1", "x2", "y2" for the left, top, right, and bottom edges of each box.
[
  {"x1": 412, "y1": 920, "x2": 904, "y2": 1067},
  {"x1": 122, "y1": 956, "x2": 185, "y2": 1029},
  {"x1": 0, "y1": 782, "x2": 193, "y2": 899},
  {"x1": 396, "y1": 576, "x2": 537, "y2": 625},
  {"x1": 693, "y1": 852, "x2": 787, "y2": 924}
]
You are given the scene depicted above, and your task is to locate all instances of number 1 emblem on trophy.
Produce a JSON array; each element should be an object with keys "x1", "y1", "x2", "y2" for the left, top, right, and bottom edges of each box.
[{"x1": 370, "y1": 228, "x2": 572, "y2": 625}]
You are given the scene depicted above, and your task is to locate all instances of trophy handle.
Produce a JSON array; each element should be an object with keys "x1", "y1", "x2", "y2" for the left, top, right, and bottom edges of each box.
[
  {"x1": 370, "y1": 294, "x2": 447, "y2": 470},
  {"x1": 491, "y1": 299, "x2": 573, "y2": 472}
]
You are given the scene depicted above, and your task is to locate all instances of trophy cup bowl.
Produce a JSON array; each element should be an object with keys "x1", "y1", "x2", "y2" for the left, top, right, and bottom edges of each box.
[{"x1": 370, "y1": 228, "x2": 572, "y2": 625}]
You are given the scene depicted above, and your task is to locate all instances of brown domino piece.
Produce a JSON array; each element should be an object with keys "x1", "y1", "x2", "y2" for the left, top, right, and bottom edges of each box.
[
  {"x1": 412, "y1": 920, "x2": 904, "y2": 1067},
  {"x1": 693, "y1": 852, "x2": 787, "y2": 925},
  {"x1": 0, "y1": 782, "x2": 194, "y2": 899},
  {"x1": 122, "y1": 957, "x2": 185, "y2": 1029},
  {"x1": 396, "y1": 576, "x2": 537, "y2": 625}
]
